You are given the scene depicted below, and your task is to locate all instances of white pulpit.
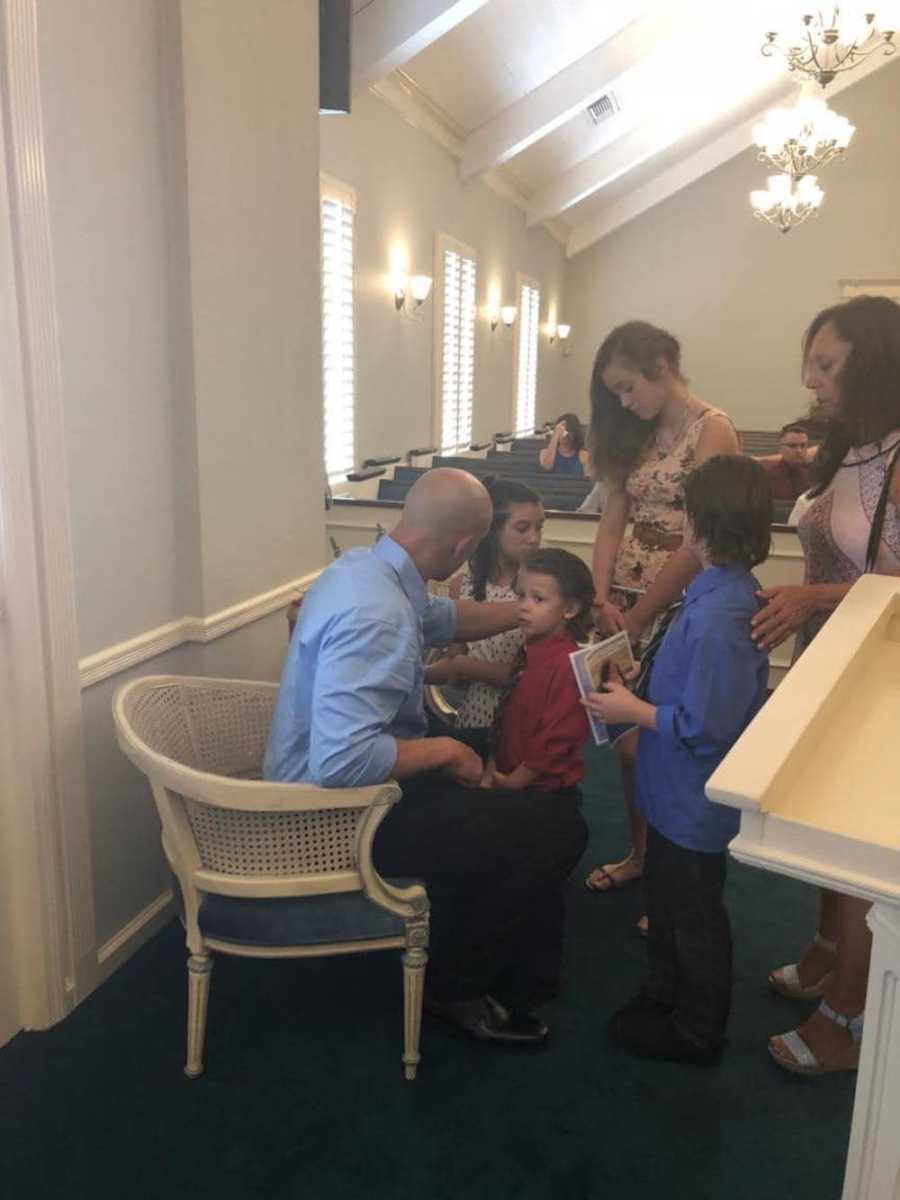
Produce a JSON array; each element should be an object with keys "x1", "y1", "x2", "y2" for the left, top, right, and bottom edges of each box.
[{"x1": 707, "y1": 573, "x2": 900, "y2": 1200}]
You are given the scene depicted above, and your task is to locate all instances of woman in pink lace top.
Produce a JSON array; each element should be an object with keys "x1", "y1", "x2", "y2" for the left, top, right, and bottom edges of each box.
[{"x1": 752, "y1": 295, "x2": 900, "y2": 1076}]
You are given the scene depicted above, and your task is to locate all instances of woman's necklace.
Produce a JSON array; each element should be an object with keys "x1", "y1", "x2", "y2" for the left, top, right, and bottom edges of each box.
[{"x1": 654, "y1": 395, "x2": 695, "y2": 455}]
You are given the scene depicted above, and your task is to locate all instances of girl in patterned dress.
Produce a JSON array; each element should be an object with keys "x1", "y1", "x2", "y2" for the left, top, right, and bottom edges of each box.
[
  {"x1": 751, "y1": 295, "x2": 900, "y2": 1075},
  {"x1": 425, "y1": 477, "x2": 544, "y2": 757},
  {"x1": 583, "y1": 322, "x2": 740, "y2": 907}
]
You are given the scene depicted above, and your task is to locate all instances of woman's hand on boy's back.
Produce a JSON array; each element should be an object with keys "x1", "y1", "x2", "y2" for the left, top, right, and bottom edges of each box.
[{"x1": 751, "y1": 584, "x2": 820, "y2": 650}]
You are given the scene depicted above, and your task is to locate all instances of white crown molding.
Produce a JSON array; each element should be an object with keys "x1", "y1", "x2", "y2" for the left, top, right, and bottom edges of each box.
[
  {"x1": 368, "y1": 72, "x2": 568, "y2": 247},
  {"x1": 0, "y1": 0, "x2": 97, "y2": 1025},
  {"x1": 78, "y1": 570, "x2": 322, "y2": 690}
]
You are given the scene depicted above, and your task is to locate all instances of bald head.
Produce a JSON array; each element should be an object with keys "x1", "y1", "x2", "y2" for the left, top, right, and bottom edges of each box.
[
  {"x1": 400, "y1": 468, "x2": 492, "y2": 538},
  {"x1": 391, "y1": 468, "x2": 492, "y2": 581}
]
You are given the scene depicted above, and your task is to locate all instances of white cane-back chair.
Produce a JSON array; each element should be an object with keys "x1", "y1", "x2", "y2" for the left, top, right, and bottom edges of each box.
[{"x1": 113, "y1": 675, "x2": 429, "y2": 1081}]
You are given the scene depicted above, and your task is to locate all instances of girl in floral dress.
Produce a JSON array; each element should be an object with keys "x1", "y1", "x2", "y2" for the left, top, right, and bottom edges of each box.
[{"x1": 584, "y1": 322, "x2": 740, "y2": 909}]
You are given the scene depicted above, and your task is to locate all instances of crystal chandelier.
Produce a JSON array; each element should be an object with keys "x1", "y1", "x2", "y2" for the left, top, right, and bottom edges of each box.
[
  {"x1": 762, "y1": 6, "x2": 897, "y2": 88},
  {"x1": 752, "y1": 89, "x2": 855, "y2": 177},
  {"x1": 750, "y1": 174, "x2": 824, "y2": 233}
]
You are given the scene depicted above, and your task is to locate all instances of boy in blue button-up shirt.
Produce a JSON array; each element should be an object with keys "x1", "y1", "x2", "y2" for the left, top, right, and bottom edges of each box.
[{"x1": 586, "y1": 455, "x2": 772, "y2": 1063}]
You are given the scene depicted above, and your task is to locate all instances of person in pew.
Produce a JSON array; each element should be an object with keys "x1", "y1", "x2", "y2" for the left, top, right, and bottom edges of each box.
[
  {"x1": 758, "y1": 423, "x2": 816, "y2": 501},
  {"x1": 583, "y1": 321, "x2": 740, "y2": 919},
  {"x1": 584, "y1": 456, "x2": 771, "y2": 1064},
  {"x1": 751, "y1": 294, "x2": 900, "y2": 1075},
  {"x1": 424, "y1": 477, "x2": 545, "y2": 756},
  {"x1": 576, "y1": 479, "x2": 606, "y2": 513},
  {"x1": 264, "y1": 468, "x2": 588, "y2": 1046},
  {"x1": 539, "y1": 413, "x2": 590, "y2": 476}
]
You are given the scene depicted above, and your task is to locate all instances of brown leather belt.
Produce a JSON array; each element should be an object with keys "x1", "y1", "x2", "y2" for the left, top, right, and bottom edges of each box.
[{"x1": 632, "y1": 523, "x2": 683, "y2": 552}]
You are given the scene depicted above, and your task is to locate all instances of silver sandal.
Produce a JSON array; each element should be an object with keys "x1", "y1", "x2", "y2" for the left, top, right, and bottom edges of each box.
[
  {"x1": 768, "y1": 931, "x2": 837, "y2": 999},
  {"x1": 769, "y1": 999, "x2": 864, "y2": 1076}
]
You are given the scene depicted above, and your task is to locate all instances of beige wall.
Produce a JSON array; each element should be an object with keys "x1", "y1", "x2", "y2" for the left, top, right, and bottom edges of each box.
[
  {"x1": 36, "y1": 0, "x2": 325, "y2": 946},
  {"x1": 320, "y1": 91, "x2": 569, "y2": 459},
  {"x1": 180, "y1": 0, "x2": 325, "y2": 615},
  {"x1": 563, "y1": 59, "x2": 900, "y2": 435}
]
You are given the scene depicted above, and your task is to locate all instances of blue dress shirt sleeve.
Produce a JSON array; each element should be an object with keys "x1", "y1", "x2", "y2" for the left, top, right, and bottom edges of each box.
[
  {"x1": 422, "y1": 594, "x2": 457, "y2": 647},
  {"x1": 654, "y1": 620, "x2": 763, "y2": 758},
  {"x1": 308, "y1": 617, "x2": 418, "y2": 787}
]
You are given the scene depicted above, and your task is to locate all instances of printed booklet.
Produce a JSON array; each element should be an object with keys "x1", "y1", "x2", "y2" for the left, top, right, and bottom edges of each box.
[{"x1": 569, "y1": 630, "x2": 638, "y2": 747}]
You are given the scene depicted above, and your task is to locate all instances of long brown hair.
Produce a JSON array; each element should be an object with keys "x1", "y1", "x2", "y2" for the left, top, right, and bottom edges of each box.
[
  {"x1": 521, "y1": 548, "x2": 595, "y2": 641},
  {"x1": 805, "y1": 295, "x2": 900, "y2": 494},
  {"x1": 555, "y1": 412, "x2": 586, "y2": 453},
  {"x1": 589, "y1": 321, "x2": 684, "y2": 482},
  {"x1": 468, "y1": 476, "x2": 541, "y2": 601}
]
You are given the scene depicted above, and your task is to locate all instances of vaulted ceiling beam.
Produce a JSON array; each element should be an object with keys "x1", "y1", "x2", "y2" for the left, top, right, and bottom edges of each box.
[
  {"x1": 564, "y1": 48, "x2": 892, "y2": 257},
  {"x1": 352, "y1": 0, "x2": 490, "y2": 94},
  {"x1": 458, "y1": 1, "x2": 712, "y2": 181},
  {"x1": 526, "y1": 125, "x2": 669, "y2": 226}
]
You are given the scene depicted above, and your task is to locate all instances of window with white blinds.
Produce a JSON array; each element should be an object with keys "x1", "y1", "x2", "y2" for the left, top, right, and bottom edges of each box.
[
  {"x1": 515, "y1": 278, "x2": 540, "y2": 435},
  {"x1": 320, "y1": 178, "x2": 356, "y2": 481},
  {"x1": 438, "y1": 241, "x2": 477, "y2": 452}
]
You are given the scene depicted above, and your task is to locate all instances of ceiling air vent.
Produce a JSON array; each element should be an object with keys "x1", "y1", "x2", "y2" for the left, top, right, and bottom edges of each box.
[{"x1": 586, "y1": 93, "x2": 618, "y2": 125}]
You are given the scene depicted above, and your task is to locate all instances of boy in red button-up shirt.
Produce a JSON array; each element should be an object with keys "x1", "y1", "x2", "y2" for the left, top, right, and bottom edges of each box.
[{"x1": 482, "y1": 549, "x2": 595, "y2": 795}]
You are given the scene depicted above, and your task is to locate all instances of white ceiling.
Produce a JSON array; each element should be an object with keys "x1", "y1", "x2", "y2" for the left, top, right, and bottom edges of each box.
[
  {"x1": 402, "y1": 0, "x2": 641, "y2": 135},
  {"x1": 351, "y1": 0, "x2": 898, "y2": 256}
]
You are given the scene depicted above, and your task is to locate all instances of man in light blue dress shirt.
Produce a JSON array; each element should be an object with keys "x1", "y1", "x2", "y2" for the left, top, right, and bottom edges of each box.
[{"x1": 266, "y1": 470, "x2": 588, "y2": 1045}]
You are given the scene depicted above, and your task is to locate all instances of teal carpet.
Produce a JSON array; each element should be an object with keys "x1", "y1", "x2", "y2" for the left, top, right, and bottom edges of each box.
[{"x1": 1, "y1": 746, "x2": 854, "y2": 1199}]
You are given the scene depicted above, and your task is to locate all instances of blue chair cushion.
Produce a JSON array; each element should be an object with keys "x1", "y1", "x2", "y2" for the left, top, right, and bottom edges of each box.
[{"x1": 197, "y1": 880, "x2": 421, "y2": 948}]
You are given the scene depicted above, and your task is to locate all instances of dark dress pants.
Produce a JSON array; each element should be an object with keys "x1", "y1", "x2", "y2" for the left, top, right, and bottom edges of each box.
[
  {"x1": 642, "y1": 823, "x2": 732, "y2": 1050},
  {"x1": 373, "y1": 773, "x2": 588, "y2": 1004}
]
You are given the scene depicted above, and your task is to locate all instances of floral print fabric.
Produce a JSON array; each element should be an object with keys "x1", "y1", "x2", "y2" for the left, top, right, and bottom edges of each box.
[
  {"x1": 609, "y1": 407, "x2": 728, "y2": 612},
  {"x1": 456, "y1": 570, "x2": 525, "y2": 729}
]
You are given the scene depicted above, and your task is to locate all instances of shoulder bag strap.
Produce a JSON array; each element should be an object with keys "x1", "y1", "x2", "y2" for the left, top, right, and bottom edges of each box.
[{"x1": 864, "y1": 442, "x2": 900, "y2": 574}]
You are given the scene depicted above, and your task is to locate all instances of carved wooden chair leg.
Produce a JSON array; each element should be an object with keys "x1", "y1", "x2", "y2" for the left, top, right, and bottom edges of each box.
[
  {"x1": 401, "y1": 913, "x2": 429, "y2": 1081},
  {"x1": 185, "y1": 952, "x2": 213, "y2": 1079}
]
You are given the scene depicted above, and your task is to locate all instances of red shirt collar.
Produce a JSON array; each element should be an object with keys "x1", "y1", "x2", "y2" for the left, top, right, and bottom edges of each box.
[{"x1": 524, "y1": 630, "x2": 577, "y2": 663}]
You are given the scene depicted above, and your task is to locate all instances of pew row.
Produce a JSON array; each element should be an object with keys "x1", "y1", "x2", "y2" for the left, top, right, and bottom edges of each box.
[{"x1": 326, "y1": 499, "x2": 804, "y2": 688}]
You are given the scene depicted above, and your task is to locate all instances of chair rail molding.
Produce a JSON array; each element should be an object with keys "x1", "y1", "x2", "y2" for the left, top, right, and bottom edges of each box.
[
  {"x1": 0, "y1": 0, "x2": 98, "y2": 1022},
  {"x1": 78, "y1": 570, "x2": 323, "y2": 690}
]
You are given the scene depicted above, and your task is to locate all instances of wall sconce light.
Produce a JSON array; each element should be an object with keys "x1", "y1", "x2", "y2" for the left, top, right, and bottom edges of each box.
[
  {"x1": 500, "y1": 305, "x2": 517, "y2": 328},
  {"x1": 557, "y1": 323, "x2": 571, "y2": 341},
  {"x1": 409, "y1": 274, "x2": 432, "y2": 307},
  {"x1": 394, "y1": 272, "x2": 432, "y2": 312}
]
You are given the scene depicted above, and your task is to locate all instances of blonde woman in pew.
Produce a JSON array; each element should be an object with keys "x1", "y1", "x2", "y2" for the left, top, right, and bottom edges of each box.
[
  {"x1": 425, "y1": 476, "x2": 544, "y2": 757},
  {"x1": 584, "y1": 322, "x2": 740, "y2": 923},
  {"x1": 751, "y1": 295, "x2": 900, "y2": 1075}
]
